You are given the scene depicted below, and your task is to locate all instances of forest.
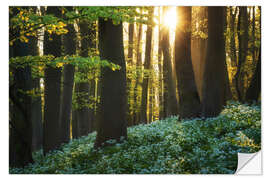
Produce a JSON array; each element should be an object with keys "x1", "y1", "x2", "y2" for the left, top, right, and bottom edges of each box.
[{"x1": 9, "y1": 6, "x2": 261, "y2": 174}]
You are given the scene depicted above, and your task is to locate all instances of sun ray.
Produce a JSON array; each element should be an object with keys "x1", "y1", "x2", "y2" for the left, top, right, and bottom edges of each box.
[{"x1": 163, "y1": 7, "x2": 177, "y2": 30}]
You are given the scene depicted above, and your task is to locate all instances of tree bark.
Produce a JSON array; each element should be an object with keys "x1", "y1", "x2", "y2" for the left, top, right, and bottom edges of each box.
[
  {"x1": 59, "y1": 7, "x2": 76, "y2": 144},
  {"x1": 158, "y1": 7, "x2": 164, "y2": 120},
  {"x1": 127, "y1": 23, "x2": 134, "y2": 126},
  {"x1": 94, "y1": 18, "x2": 127, "y2": 148},
  {"x1": 246, "y1": 8, "x2": 261, "y2": 103},
  {"x1": 202, "y1": 7, "x2": 226, "y2": 117},
  {"x1": 161, "y1": 7, "x2": 179, "y2": 117},
  {"x1": 175, "y1": 7, "x2": 201, "y2": 119},
  {"x1": 140, "y1": 8, "x2": 154, "y2": 124},
  {"x1": 235, "y1": 7, "x2": 249, "y2": 102},
  {"x1": 43, "y1": 6, "x2": 62, "y2": 154},
  {"x1": 26, "y1": 7, "x2": 43, "y2": 152},
  {"x1": 191, "y1": 7, "x2": 208, "y2": 101},
  {"x1": 229, "y1": 7, "x2": 237, "y2": 67},
  {"x1": 223, "y1": 7, "x2": 233, "y2": 102},
  {"x1": 133, "y1": 22, "x2": 143, "y2": 125},
  {"x1": 9, "y1": 7, "x2": 33, "y2": 167},
  {"x1": 245, "y1": 50, "x2": 261, "y2": 102}
]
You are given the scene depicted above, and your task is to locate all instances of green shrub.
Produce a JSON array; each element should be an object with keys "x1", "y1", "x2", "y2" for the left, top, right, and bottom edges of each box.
[{"x1": 10, "y1": 102, "x2": 261, "y2": 174}]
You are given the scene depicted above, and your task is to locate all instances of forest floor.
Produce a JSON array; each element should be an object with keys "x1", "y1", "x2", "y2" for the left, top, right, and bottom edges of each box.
[{"x1": 10, "y1": 102, "x2": 261, "y2": 174}]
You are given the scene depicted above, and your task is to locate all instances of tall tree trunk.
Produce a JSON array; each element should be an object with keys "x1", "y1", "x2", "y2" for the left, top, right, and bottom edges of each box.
[
  {"x1": 246, "y1": 7, "x2": 261, "y2": 103},
  {"x1": 9, "y1": 66, "x2": 33, "y2": 167},
  {"x1": 252, "y1": 6, "x2": 256, "y2": 66},
  {"x1": 245, "y1": 50, "x2": 261, "y2": 102},
  {"x1": 158, "y1": 7, "x2": 164, "y2": 120},
  {"x1": 140, "y1": 8, "x2": 154, "y2": 124},
  {"x1": 29, "y1": 8, "x2": 43, "y2": 152},
  {"x1": 127, "y1": 23, "x2": 134, "y2": 126},
  {"x1": 43, "y1": 6, "x2": 62, "y2": 154},
  {"x1": 223, "y1": 7, "x2": 233, "y2": 102},
  {"x1": 31, "y1": 78, "x2": 43, "y2": 152},
  {"x1": 191, "y1": 7, "x2": 208, "y2": 101},
  {"x1": 235, "y1": 7, "x2": 248, "y2": 102},
  {"x1": 59, "y1": 7, "x2": 76, "y2": 144},
  {"x1": 88, "y1": 22, "x2": 97, "y2": 132},
  {"x1": 161, "y1": 7, "x2": 179, "y2": 117},
  {"x1": 175, "y1": 7, "x2": 201, "y2": 119},
  {"x1": 133, "y1": 22, "x2": 143, "y2": 125},
  {"x1": 229, "y1": 7, "x2": 237, "y2": 67},
  {"x1": 9, "y1": 7, "x2": 33, "y2": 165},
  {"x1": 202, "y1": 7, "x2": 226, "y2": 117},
  {"x1": 148, "y1": 82, "x2": 153, "y2": 123},
  {"x1": 94, "y1": 18, "x2": 127, "y2": 148}
]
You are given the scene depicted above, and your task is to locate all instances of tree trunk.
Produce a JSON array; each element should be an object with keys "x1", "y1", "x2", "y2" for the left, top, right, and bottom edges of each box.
[
  {"x1": 235, "y1": 7, "x2": 249, "y2": 102},
  {"x1": 9, "y1": 35, "x2": 33, "y2": 167},
  {"x1": 202, "y1": 7, "x2": 226, "y2": 117},
  {"x1": 127, "y1": 23, "x2": 134, "y2": 126},
  {"x1": 43, "y1": 6, "x2": 62, "y2": 154},
  {"x1": 140, "y1": 8, "x2": 154, "y2": 124},
  {"x1": 246, "y1": 8, "x2": 261, "y2": 103},
  {"x1": 175, "y1": 7, "x2": 201, "y2": 119},
  {"x1": 229, "y1": 7, "x2": 237, "y2": 67},
  {"x1": 94, "y1": 18, "x2": 127, "y2": 148},
  {"x1": 25, "y1": 7, "x2": 43, "y2": 152},
  {"x1": 191, "y1": 7, "x2": 208, "y2": 102},
  {"x1": 59, "y1": 8, "x2": 76, "y2": 144},
  {"x1": 9, "y1": 7, "x2": 33, "y2": 167},
  {"x1": 223, "y1": 7, "x2": 233, "y2": 102},
  {"x1": 161, "y1": 7, "x2": 179, "y2": 118},
  {"x1": 133, "y1": 22, "x2": 143, "y2": 125},
  {"x1": 245, "y1": 50, "x2": 261, "y2": 102},
  {"x1": 158, "y1": 7, "x2": 164, "y2": 120}
]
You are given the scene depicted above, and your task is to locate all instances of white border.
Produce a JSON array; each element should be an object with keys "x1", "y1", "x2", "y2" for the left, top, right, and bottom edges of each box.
[{"x1": 2, "y1": 0, "x2": 270, "y2": 180}]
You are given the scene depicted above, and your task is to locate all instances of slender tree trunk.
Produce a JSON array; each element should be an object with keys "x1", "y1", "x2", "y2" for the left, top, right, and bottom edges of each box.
[
  {"x1": 175, "y1": 7, "x2": 201, "y2": 119},
  {"x1": 235, "y1": 7, "x2": 249, "y2": 102},
  {"x1": 94, "y1": 18, "x2": 127, "y2": 148},
  {"x1": 31, "y1": 78, "x2": 43, "y2": 152},
  {"x1": 251, "y1": 7, "x2": 257, "y2": 68},
  {"x1": 148, "y1": 83, "x2": 153, "y2": 123},
  {"x1": 223, "y1": 7, "x2": 233, "y2": 102},
  {"x1": 246, "y1": 8, "x2": 261, "y2": 102},
  {"x1": 29, "y1": 34, "x2": 43, "y2": 152},
  {"x1": 59, "y1": 8, "x2": 76, "y2": 144},
  {"x1": 140, "y1": 8, "x2": 154, "y2": 124},
  {"x1": 202, "y1": 7, "x2": 226, "y2": 117},
  {"x1": 133, "y1": 22, "x2": 143, "y2": 125},
  {"x1": 246, "y1": 50, "x2": 261, "y2": 102},
  {"x1": 229, "y1": 7, "x2": 237, "y2": 67},
  {"x1": 127, "y1": 23, "x2": 134, "y2": 126},
  {"x1": 43, "y1": 7, "x2": 62, "y2": 154},
  {"x1": 158, "y1": 7, "x2": 164, "y2": 120},
  {"x1": 128, "y1": 23, "x2": 134, "y2": 62},
  {"x1": 24, "y1": 7, "x2": 43, "y2": 152}
]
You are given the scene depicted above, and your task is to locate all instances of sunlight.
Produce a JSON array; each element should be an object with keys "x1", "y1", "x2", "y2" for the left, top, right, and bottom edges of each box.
[{"x1": 163, "y1": 7, "x2": 177, "y2": 30}]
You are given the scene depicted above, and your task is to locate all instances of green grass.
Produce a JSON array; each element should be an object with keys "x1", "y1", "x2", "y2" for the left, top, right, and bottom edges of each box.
[{"x1": 10, "y1": 101, "x2": 261, "y2": 174}]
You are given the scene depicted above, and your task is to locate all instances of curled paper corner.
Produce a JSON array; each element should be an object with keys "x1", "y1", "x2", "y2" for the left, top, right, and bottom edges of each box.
[{"x1": 235, "y1": 150, "x2": 262, "y2": 175}]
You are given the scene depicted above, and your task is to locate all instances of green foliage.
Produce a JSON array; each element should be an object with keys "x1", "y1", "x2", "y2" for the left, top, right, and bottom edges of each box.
[
  {"x1": 9, "y1": 55, "x2": 121, "y2": 77},
  {"x1": 10, "y1": 102, "x2": 260, "y2": 174},
  {"x1": 66, "y1": 7, "x2": 150, "y2": 25}
]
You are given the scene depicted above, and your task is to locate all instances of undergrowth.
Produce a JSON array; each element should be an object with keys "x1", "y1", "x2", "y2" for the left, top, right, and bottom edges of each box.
[{"x1": 10, "y1": 102, "x2": 261, "y2": 174}]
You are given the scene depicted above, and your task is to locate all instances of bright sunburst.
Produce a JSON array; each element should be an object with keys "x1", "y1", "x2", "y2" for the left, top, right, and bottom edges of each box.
[{"x1": 163, "y1": 7, "x2": 177, "y2": 30}]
